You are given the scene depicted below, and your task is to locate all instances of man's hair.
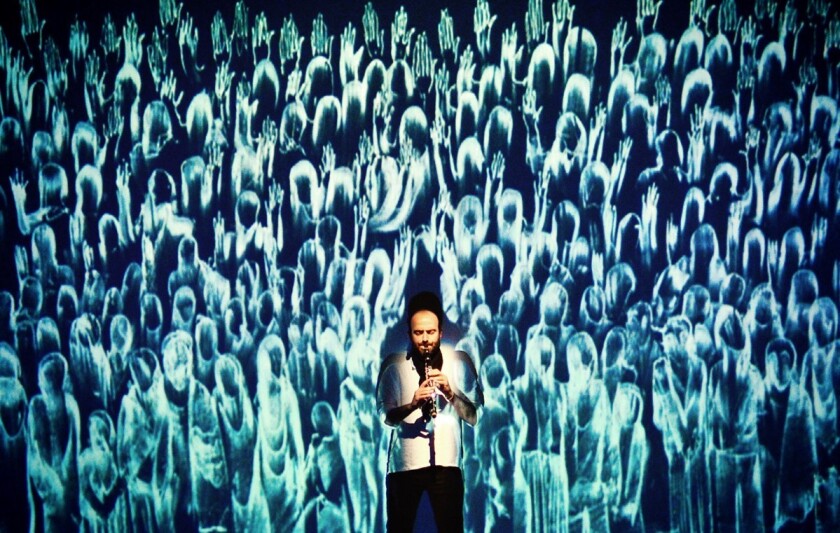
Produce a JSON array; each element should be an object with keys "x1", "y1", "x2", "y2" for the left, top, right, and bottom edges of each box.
[{"x1": 406, "y1": 291, "x2": 444, "y2": 330}]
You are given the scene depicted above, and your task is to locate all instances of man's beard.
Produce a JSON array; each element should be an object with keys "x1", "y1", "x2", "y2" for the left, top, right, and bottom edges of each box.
[
  {"x1": 411, "y1": 340, "x2": 441, "y2": 357},
  {"x1": 418, "y1": 343, "x2": 436, "y2": 355},
  {"x1": 410, "y1": 342, "x2": 443, "y2": 381}
]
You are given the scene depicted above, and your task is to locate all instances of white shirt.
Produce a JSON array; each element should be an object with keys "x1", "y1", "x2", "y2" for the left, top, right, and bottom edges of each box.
[{"x1": 376, "y1": 347, "x2": 481, "y2": 473}]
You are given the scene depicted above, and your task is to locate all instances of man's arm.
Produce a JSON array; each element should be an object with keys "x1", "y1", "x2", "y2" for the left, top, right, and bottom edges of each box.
[
  {"x1": 448, "y1": 392, "x2": 478, "y2": 426},
  {"x1": 383, "y1": 379, "x2": 436, "y2": 426},
  {"x1": 377, "y1": 355, "x2": 437, "y2": 427},
  {"x1": 427, "y1": 367, "x2": 478, "y2": 426},
  {"x1": 384, "y1": 403, "x2": 417, "y2": 426}
]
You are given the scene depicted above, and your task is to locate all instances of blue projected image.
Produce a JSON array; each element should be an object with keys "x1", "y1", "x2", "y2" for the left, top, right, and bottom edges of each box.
[{"x1": 0, "y1": 0, "x2": 839, "y2": 531}]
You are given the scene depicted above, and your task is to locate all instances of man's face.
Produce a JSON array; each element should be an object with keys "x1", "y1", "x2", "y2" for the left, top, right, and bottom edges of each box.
[{"x1": 410, "y1": 310, "x2": 441, "y2": 355}]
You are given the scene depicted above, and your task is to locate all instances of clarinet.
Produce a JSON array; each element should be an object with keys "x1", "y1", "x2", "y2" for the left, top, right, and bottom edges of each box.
[{"x1": 425, "y1": 353, "x2": 437, "y2": 419}]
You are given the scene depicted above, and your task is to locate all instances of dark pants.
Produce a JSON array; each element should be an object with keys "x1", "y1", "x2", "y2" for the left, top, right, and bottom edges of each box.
[{"x1": 386, "y1": 466, "x2": 464, "y2": 533}]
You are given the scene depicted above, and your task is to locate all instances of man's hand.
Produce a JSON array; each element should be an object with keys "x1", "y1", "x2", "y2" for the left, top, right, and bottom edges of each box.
[
  {"x1": 385, "y1": 375, "x2": 438, "y2": 426},
  {"x1": 426, "y1": 368, "x2": 454, "y2": 400},
  {"x1": 412, "y1": 378, "x2": 438, "y2": 408}
]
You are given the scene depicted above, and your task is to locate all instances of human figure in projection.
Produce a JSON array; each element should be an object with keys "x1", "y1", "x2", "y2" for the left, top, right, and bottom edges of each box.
[
  {"x1": 0, "y1": 344, "x2": 29, "y2": 532},
  {"x1": 707, "y1": 306, "x2": 765, "y2": 532},
  {"x1": 513, "y1": 333, "x2": 569, "y2": 533},
  {"x1": 3, "y1": 0, "x2": 840, "y2": 531},
  {"x1": 652, "y1": 316, "x2": 709, "y2": 533},
  {"x1": 376, "y1": 291, "x2": 482, "y2": 532},
  {"x1": 27, "y1": 352, "x2": 80, "y2": 532}
]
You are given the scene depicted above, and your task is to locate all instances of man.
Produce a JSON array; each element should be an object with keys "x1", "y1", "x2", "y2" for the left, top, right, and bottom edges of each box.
[{"x1": 377, "y1": 291, "x2": 482, "y2": 532}]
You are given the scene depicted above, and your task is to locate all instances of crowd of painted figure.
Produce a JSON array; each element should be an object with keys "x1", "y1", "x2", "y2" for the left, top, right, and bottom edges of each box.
[{"x1": 0, "y1": 0, "x2": 838, "y2": 530}]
